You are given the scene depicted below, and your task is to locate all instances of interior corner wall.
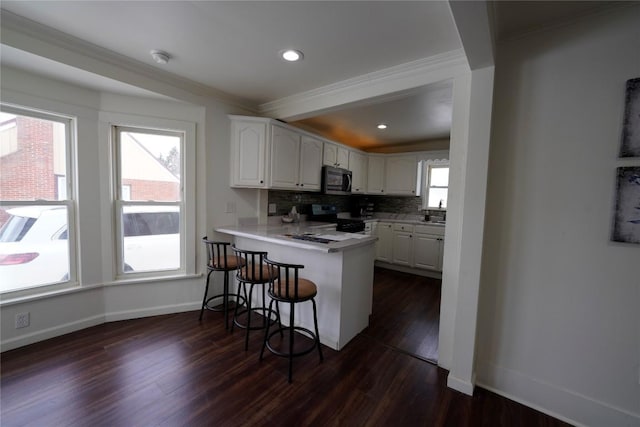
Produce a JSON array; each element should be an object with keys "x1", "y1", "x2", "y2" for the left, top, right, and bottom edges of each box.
[{"x1": 476, "y1": 6, "x2": 640, "y2": 426}]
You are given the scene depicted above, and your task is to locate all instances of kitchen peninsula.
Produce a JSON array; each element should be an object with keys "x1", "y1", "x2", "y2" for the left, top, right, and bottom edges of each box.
[{"x1": 216, "y1": 222, "x2": 377, "y2": 350}]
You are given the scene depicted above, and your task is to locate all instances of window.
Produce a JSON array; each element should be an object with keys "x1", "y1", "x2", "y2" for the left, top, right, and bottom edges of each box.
[
  {"x1": 422, "y1": 162, "x2": 449, "y2": 210},
  {"x1": 0, "y1": 105, "x2": 76, "y2": 294},
  {"x1": 113, "y1": 126, "x2": 184, "y2": 276}
]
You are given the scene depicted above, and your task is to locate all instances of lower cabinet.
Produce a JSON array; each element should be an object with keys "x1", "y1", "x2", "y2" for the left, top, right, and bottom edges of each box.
[
  {"x1": 375, "y1": 222, "x2": 393, "y2": 263},
  {"x1": 392, "y1": 224, "x2": 413, "y2": 266},
  {"x1": 376, "y1": 222, "x2": 444, "y2": 272}
]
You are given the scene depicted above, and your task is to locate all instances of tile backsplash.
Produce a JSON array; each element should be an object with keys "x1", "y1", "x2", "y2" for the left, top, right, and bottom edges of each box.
[{"x1": 268, "y1": 190, "x2": 444, "y2": 218}]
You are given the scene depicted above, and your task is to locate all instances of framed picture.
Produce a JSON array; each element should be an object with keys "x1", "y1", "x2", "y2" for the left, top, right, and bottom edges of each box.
[
  {"x1": 620, "y1": 77, "x2": 640, "y2": 158},
  {"x1": 612, "y1": 166, "x2": 640, "y2": 244}
]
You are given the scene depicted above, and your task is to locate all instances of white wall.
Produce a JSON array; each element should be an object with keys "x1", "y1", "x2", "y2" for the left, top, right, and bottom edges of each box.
[{"x1": 477, "y1": 6, "x2": 640, "y2": 425}]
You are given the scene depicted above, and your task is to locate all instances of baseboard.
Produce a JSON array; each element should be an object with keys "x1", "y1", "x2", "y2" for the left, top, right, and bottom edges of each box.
[
  {"x1": 1, "y1": 302, "x2": 202, "y2": 353},
  {"x1": 477, "y1": 361, "x2": 640, "y2": 427},
  {"x1": 447, "y1": 372, "x2": 476, "y2": 395},
  {"x1": 0, "y1": 314, "x2": 105, "y2": 352},
  {"x1": 104, "y1": 302, "x2": 201, "y2": 322}
]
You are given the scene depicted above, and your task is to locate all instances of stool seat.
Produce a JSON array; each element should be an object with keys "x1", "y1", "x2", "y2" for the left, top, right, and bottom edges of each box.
[{"x1": 272, "y1": 278, "x2": 317, "y2": 300}]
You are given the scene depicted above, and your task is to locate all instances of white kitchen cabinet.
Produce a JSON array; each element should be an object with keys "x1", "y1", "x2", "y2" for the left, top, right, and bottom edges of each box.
[
  {"x1": 385, "y1": 155, "x2": 418, "y2": 195},
  {"x1": 413, "y1": 233, "x2": 443, "y2": 271},
  {"x1": 298, "y1": 135, "x2": 323, "y2": 190},
  {"x1": 230, "y1": 116, "x2": 269, "y2": 188},
  {"x1": 413, "y1": 224, "x2": 444, "y2": 271},
  {"x1": 270, "y1": 124, "x2": 323, "y2": 191},
  {"x1": 392, "y1": 223, "x2": 413, "y2": 266},
  {"x1": 367, "y1": 155, "x2": 386, "y2": 194},
  {"x1": 349, "y1": 150, "x2": 367, "y2": 193},
  {"x1": 375, "y1": 222, "x2": 393, "y2": 262},
  {"x1": 323, "y1": 142, "x2": 349, "y2": 168},
  {"x1": 270, "y1": 125, "x2": 300, "y2": 189}
]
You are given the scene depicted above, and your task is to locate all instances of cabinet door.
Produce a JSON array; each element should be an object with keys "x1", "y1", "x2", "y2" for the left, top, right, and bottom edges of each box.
[
  {"x1": 413, "y1": 233, "x2": 442, "y2": 271},
  {"x1": 336, "y1": 146, "x2": 349, "y2": 168},
  {"x1": 270, "y1": 125, "x2": 300, "y2": 189},
  {"x1": 323, "y1": 143, "x2": 337, "y2": 166},
  {"x1": 392, "y1": 231, "x2": 412, "y2": 266},
  {"x1": 299, "y1": 135, "x2": 323, "y2": 190},
  {"x1": 367, "y1": 156, "x2": 386, "y2": 194},
  {"x1": 376, "y1": 222, "x2": 393, "y2": 262},
  {"x1": 385, "y1": 155, "x2": 418, "y2": 195},
  {"x1": 231, "y1": 119, "x2": 267, "y2": 187},
  {"x1": 349, "y1": 151, "x2": 367, "y2": 193}
]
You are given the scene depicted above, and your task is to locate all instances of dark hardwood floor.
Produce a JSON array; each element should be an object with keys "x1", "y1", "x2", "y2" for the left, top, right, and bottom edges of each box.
[
  {"x1": 0, "y1": 268, "x2": 571, "y2": 426},
  {"x1": 364, "y1": 267, "x2": 441, "y2": 363}
]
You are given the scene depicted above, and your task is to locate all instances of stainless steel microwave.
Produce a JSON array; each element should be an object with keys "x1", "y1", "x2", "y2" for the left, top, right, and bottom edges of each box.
[{"x1": 322, "y1": 165, "x2": 352, "y2": 195}]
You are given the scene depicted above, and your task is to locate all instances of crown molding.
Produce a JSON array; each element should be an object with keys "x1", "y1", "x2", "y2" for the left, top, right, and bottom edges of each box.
[
  {"x1": 0, "y1": 10, "x2": 258, "y2": 113},
  {"x1": 258, "y1": 49, "x2": 469, "y2": 120}
]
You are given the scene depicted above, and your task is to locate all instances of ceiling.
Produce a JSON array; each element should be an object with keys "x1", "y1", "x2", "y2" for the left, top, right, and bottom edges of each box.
[{"x1": 0, "y1": 1, "x2": 626, "y2": 151}]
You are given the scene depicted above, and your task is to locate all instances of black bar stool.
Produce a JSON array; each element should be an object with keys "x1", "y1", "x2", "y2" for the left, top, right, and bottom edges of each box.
[
  {"x1": 200, "y1": 237, "x2": 245, "y2": 330},
  {"x1": 231, "y1": 245, "x2": 282, "y2": 351},
  {"x1": 260, "y1": 257, "x2": 323, "y2": 383}
]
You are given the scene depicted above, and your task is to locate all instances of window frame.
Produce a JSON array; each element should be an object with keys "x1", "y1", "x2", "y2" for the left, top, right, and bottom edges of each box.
[
  {"x1": 105, "y1": 114, "x2": 196, "y2": 281},
  {"x1": 421, "y1": 160, "x2": 450, "y2": 210},
  {"x1": 0, "y1": 103, "x2": 78, "y2": 297}
]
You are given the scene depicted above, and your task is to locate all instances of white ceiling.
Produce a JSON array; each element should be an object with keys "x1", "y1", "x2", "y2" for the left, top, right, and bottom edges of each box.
[{"x1": 0, "y1": 1, "x2": 626, "y2": 150}]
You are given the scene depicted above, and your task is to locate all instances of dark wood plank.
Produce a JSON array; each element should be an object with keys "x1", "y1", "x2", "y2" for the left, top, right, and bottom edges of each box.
[
  {"x1": 0, "y1": 268, "x2": 571, "y2": 427},
  {"x1": 363, "y1": 267, "x2": 441, "y2": 363}
]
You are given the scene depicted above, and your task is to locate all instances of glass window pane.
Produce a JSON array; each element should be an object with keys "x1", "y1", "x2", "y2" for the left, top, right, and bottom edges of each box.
[
  {"x1": 430, "y1": 167, "x2": 449, "y2": 187},
  {"x1": 0, "y1": 205, "x2": 70, "y2": 292},
  {"x1": 0, "y1": 113, "x2": 67, "y2": 201},
  {"x1": 119, "y1": 131, "x2": 181, "y2": 202},
  {"x1": 121, "y1": 205, "x2": 180, "y2": 273},
  {"x1": 428, "y1": 188, "x2": 448, "y2": 209}
]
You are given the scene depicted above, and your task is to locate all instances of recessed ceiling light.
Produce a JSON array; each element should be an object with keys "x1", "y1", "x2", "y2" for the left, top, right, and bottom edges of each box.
[
  {"x1": 150, "y1": 49, "x2": 170, "y2": 64},
  {"x1": 280, "y1": 49, "x2": 304, "y2": 62},
  {"x1": 377, "y1": 123, "x2": 388, "y2": 130}
]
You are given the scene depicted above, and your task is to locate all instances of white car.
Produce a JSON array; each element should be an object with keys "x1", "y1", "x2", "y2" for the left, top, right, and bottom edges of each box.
[{"x1": 0, "y1": 206, "x2": 179, "y2": 293}]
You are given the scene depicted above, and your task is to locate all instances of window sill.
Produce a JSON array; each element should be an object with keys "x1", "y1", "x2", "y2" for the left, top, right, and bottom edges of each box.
[{"x1": 0, "y1": 273, "x2": 202, "y2": 307}]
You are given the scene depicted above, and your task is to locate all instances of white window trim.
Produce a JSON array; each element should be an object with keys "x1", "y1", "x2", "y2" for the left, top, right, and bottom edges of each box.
[
  {"x1": 0, "y1": 104, "x2": 78, "y2": 298},
  {"x1": 420, "y1": 159, "x2": 449, "y2": 210},
  {"x1": 99, "y1": 111, "x2": 196, "y2": 281}
]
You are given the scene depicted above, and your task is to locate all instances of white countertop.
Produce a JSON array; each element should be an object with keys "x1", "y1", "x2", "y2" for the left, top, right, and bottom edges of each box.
[{"x1": 216, "y1": 222, "x2": 377, "y2": 253}]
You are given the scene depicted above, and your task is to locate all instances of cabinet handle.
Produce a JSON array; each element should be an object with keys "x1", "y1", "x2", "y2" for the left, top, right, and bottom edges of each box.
[
  {"x1": 260, "y1": 180, "x2": 264, "y2": 183},
  {"x1": 300, "y1": 184, "x2": 304, "y2": 187}
]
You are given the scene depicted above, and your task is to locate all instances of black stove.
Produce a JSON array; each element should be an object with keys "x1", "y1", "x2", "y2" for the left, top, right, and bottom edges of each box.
[{"x1": 308, "y1": 204, "x2": 366, "y2": 233}]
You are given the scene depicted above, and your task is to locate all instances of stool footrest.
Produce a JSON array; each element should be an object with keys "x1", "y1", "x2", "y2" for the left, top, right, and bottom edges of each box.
[
  {"x1": 203, "y1": 294, "x2": 246, "y2": 312},
  {"x1": 233, "y1": 307, "x2": 280, "y2": 331},
  {"x1": 265, "y1": 326, "x2": 319, "y2": 358}
]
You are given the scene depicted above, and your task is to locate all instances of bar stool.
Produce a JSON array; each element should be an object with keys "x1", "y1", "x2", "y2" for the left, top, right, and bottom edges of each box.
[
  {"x1": 260, "y1": 257, "x2": 323, "y2": 383},
  {"x1": 200, "y1": 237, "x2": 245, "y2": 330},
  {"x1": 231, "y1": 245, "x2": 281, "y2": 351}
]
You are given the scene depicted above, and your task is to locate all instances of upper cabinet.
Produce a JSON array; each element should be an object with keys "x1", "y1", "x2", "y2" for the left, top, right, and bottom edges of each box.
[
  {"x1": 230, "y1": 116, "x2": 268, "y2": 188},
  {"x1": 349, "y1": 151, "x2": 367, "y2": 193},
  {"x1": 270, "y1": 124, "x2": 323, "y2": 191},
  {"x1": 298, "y1": 135, "x2": 324, "y2": 190},
  {"x1": 366, "y1": 155, "x2": 386, "y2": 194},
  {"x1": 385, "y1": 155, "x2": 418, "y2": 196},
  {"x1": 230, "y1": 115, "x2": 322, "y2": 191},
  {"x1": 323, "y1": 142, "x2": 349, "y2": 168}
]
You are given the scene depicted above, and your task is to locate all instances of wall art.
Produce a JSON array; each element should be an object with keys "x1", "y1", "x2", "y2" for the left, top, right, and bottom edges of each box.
[
  {"x1": 620, "y1": 77, "x2": 640, "y2": 157},
  {"x1": 612, "y1": 166, "x2": 640, "y2": 244}
]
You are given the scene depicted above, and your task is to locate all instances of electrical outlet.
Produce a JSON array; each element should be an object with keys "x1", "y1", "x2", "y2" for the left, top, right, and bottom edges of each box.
[
  {"x1": 225, "y1": 202, "x2": 236, "y2": 213},
  {"x1": 15, "y1": 312, "x2": 30, "y2": 329},
  {"x1": 268, "y1": 203, "x2": 276, "y2": 214}
]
